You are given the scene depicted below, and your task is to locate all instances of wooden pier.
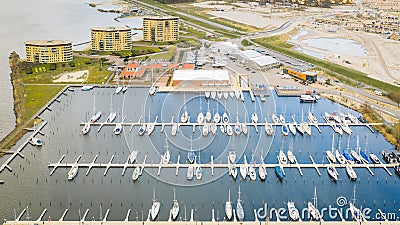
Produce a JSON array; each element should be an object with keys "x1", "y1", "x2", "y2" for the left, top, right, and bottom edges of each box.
[{"x1": 0, "y1": 121, "x2": 48, "y2": 173}]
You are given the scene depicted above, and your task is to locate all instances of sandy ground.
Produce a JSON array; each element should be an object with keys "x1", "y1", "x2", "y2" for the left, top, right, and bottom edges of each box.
[
  {"x1": 53, "y1": 70, "x2": 88, "y2": 83},
  {"x1": 290, "y1": 24, "x2": 400, "y2": 85}
]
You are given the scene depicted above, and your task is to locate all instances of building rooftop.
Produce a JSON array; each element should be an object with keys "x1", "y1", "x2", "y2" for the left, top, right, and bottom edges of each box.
[
  {"x1": 143, "y1": 16, "x2": 179, "y2": 20},
  {"x1": 173, "y1": 69, "x2": 229, "y2": 81},
  {"x1": 25, "y1": 40, "x2": 72, "y2": 46},
  {"x1": 91, "y1": 27, "x2": 131, "y2": 32}
]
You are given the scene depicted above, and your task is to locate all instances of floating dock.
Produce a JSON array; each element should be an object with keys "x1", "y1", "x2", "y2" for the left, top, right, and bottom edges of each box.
[{"x1": 48, "y1": 154, "x2": 396, "y2": 178}]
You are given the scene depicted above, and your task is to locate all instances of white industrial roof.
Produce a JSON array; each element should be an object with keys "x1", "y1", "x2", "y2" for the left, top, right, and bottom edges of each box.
[
  {"x1": 252, "y1": 55, "x2": 279, "y2": 66},
  {"x1": 173, "y1": 70, "x2": 230, "y2": 81},
  {"x1": 239, "y1": 50, "x2": 262, "y2": 59}
]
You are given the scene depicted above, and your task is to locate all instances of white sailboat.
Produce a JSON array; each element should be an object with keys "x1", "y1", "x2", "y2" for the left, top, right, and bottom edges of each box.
[
  {"x1": 147, "y1": 112, "x2": 155, "y2": 135},
  {"x1": 181, "y1": 93, "x2": 189, "y2": 123},
  {"x1": 327, "y1": 166, "x2": 338, "y2": 181},
  {"x1": 349, "y1": 185, "x2": 365, "y2": 222},
  {"x1": 230, "y1": 166, "x2": 238, "y2": 179},
  {"x1": 197, "y1": 97, "x2": 204, "y2": 124},
  {"x1": 308, "y1": 187, "x2": 321, "y2": 221},
  {"x1": 138, "y1": 123, "x2": 146, "y2": 136},
  {"x1": 279, "y1": 114, "x2": 286, "y2": 123},
  {"x1": 211, "y1": 91, "x2": 217, "y2": 99},
  {"x1": 278, "y1": 149, "x2": 288, "y2": 164},
  {"x1": 229, "y1": 91, "x2": 234, "y2": 98},
  {"x1": 242, "y1": 113, "x2": 248, "y2": 135},
  {"x1": 214, "y1": 104, "x2": 221, "y2": 123},
  {"x1": 346, "y1": 164, "x2": 357, "y2": 180},
  {"x1": 30, "y1": 137, "x2": 43, "y2": 146},
  {"x1": 287, "y1": 201, "x2": 300, "y2": 221},
  {"x1": 162, "y1": 139, "x2": 170, "y2": 164},
  {"x1": 131, "y1": 166, "x2": 141, "y2": 181},
  {"x1": 222, "y1": 112, "x2": 230, "y2": 124},
  {"x1": 129, "y1": 150, "x2": 138, "y2": 164},
  {"x1": 187, "y1": 165, "x2": 194, "y2": 180},
  {"x1": 114, "y1": 122, "x2": 122, "y2": 135},
  {"x1": 225, "y1": 189, "x2": 233, "y2": 221},
  {"x1": 202, "y1": 124, "x2": 209, "y2": 136},
  {"x1": 82, "y1": 122, "x2": 90, "y2": 135},
  {"x1": 151, "y1": 188, "x2": 160, "y2": 221},
  {"x1": 68, "y1": 163, "x2": 78, "y2": 180},
  {"x1": 288, "y1": 123, "x2": 296, "y2": 136},
  {"x1": 210, "y1": 123, "x2": 217, "y2": 135},
  {"x1": 171, "y1": 189, "x2": 179, "y2": 220},
  {"x1": 240, "y1": 155, "x2": 248, "y2": 179},
  {"x1": 223, "y1": 92, "x2": 229, "y2": 99},
  {"x1": 171, "y1": 123, "x2": 178, "y2": 136},
  {"x1": 226, "y1": 124, "x2": 233, "y2": 136},
  {"x1": 271, "y1": 114, "x2": 279, "y2": 124},
  {"x1": 336, "y1": 137, "x2": 346, "y2": 164},
  {"x1": 205, "y1": 91, "x2": 210, "y2": 99},
  {"x1": 251, "y1": 103, "x2": 258, "y2": 123},
  {"x1": 195, "y1": 153, "x2": 203, "y2": 180},
  {"x1": 236, "y1": 186, "x2": 244, "y2": 221},
  {"x1": 326, "y1": 134, "x2": 337, "y2": 163},
  {"x1": 217, "y1": 91, "x2": 223, "y2": 99},
  {"x1": 205, "y1": 100, "x2": 212, "y2": 123},
  {"x1": 228, "y1": 150, "x2": 236, "y2": 164},
  {"x1": 248, "y1": 163, "x2": 256, "y2": 181},
  {"x1": 264, "y1": 118, "x2": 274, "y2": 136}
]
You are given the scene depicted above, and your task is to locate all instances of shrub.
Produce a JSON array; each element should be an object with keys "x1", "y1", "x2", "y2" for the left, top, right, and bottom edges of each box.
[
  {"x1": 68, "y1": 61, "x2": 75, "y2": 67},
  {"x1": 50, "y1": 64, "x2": 56, "y2": 70},
  {"x1": 85, "y1": 61, "x2": 92, "y2": 65},
  {"x1": 25, "y1": 68, "x2": 33, "y2": 74}
]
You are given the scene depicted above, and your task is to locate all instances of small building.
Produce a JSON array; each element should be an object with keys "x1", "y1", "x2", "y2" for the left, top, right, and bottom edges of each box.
[
  {"x1": 382, "y1": 151, "x2": 400, "y2": 164},
  {"x1": 282, "y1": 67, "x2": 317, "y2": 82},
  {"x1": 172, "y1": 70, "x2": 230, "y2": 87},
  {"x1": 119, "y1": 62, "x2": 140, "y2": 79},
  {"x1": 91, "y1": 27, "x2": 132, "y2": 51},
  {"x1": 142, "y1": 16, "x2": 179, "y2": 42},
  {"x1": 25, "y1": 40, "x2": 73, "y2": 63}
]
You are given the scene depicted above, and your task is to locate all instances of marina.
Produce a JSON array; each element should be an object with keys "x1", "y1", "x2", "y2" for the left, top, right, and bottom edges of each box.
[{"x1": 1, "y1": 86, "x2": 399, "y2": 222}]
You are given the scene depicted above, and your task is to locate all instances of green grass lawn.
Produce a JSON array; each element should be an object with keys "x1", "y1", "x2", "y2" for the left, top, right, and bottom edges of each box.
[
  {"x1": 22, "y1": 57, "x2": 112, "y2": 84},
  {"x1": 23, "y1": 85, "x2": 65, "y2": 121}
]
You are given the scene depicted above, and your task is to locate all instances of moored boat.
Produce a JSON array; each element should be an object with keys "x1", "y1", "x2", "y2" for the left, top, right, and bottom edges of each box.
[
  {"x1": 287, "y1": 201, "x2": 300, "y2": 221},
  {"x1": 275, "y1": 166, "x2": 284, "y2": 180},
  {"x1": 327, "y1": 166, "x2": 338, "y2": 181},
  {"x1": 281, "y1": 124, "x2": 289, "y2": 136},
  {"x1": 68, "y1": 164, "x2": 79, "y2": 180},
  {"x1": 228, "y1": 150, "x2": 236, "y2": 164},
  {"x1": 278, "y1": 150, "x2": 288, "y2": 164},
  {"x1": 346, "y1": 164, "x2": 357, "y2": 180},
  {"x1": 82, "y1": 122, "x2": 90, "y2": 135}
]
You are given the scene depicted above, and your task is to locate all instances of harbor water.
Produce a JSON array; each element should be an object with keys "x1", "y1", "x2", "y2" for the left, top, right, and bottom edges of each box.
[{"x1": 0, "y1": 87, "x2": 398, "y2": 222}]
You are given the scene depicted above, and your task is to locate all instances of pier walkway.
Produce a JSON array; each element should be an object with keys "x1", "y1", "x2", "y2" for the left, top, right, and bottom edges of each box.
[
  {"x1": 48, "y1": 154, "x2": 396, "y2": 177},
  {"x1": 0, "y1": 121, "x2": 48, "y2": 173}
]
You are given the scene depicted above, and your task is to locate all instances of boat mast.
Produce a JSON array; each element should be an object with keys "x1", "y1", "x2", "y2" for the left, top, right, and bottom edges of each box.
[
  {"x1": 356, "y1": 135, "x2": 360, "y2": 153},
  {"x1": 364, "y1": 135, "x2": 369, "y2": 155},
  {"x1": 331, "y1": 133, "x2": 335, "y2": 154},
  {"x1": 228, "y1": 189, "x2": 231, "y2": 203},
  {"x1": 352, "y1": 184, "x2": 357, "y2": 206},
  {"x1": 313, "y1": 187, "x2": 318, "y2": 209}
]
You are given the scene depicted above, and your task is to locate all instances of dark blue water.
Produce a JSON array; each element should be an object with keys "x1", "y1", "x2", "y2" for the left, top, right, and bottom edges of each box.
[{"x1": 0, "y1": 87, "x2": 398, "y2": 222}]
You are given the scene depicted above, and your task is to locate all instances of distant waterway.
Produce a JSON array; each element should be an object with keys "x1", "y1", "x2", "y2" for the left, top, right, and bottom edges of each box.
[
  {"x1": 0, "y1": 87, "x2": 398, "y2": 221},
  {"x1": 0, "y1": 0, "x2": 143, "y2": 140}
]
